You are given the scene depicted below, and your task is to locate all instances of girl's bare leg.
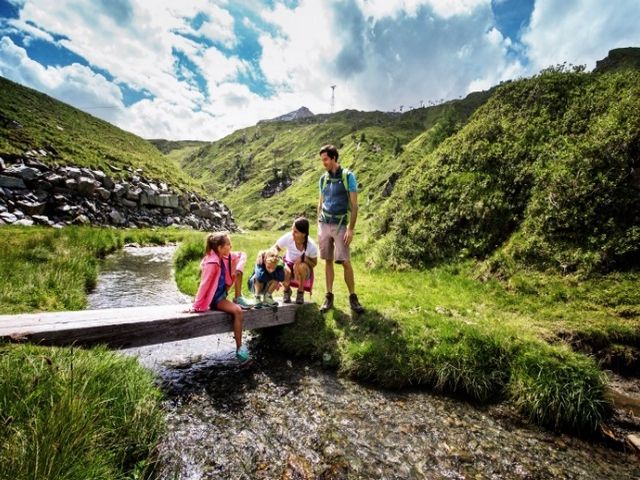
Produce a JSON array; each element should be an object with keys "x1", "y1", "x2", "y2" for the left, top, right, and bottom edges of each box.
[{"x1": 215, "y1": 299, "x2": 243, "y2": 349}]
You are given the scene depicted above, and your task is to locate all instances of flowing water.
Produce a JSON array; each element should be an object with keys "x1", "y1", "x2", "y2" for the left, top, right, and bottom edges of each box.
[{"x1": 92, "y1": 246, "x2": 640, "y2": 479}]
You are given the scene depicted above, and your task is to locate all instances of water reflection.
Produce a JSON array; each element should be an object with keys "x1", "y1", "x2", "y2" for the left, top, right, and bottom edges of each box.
[
  {"x1": 87, "y1": 245, "x2": 191, "y2": 309},
  {"x1": 88, "y1": 245, "x2": 239, "y2": 369}
]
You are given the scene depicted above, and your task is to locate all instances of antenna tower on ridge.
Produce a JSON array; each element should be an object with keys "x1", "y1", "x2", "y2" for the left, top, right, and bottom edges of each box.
[{"x1": 330, "y1": 85, "x2": 336, "y2": 113}]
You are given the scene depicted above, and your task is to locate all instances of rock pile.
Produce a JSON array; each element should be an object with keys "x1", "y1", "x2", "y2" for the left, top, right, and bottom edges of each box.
[{"x1": 0, "y1": 152, "x2": 236, "y2": 230}]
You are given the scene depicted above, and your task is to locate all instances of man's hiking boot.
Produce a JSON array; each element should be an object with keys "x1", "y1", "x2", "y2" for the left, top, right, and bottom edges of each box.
[
  {"x1": 295, "y1": 289, "x2": 305, "y2": 305},
  {"x1": 319, "y1": 292, "x2": 334, "y2": 313},
  {"x1": 283, "y1": 287, "x2": 292, "y2": 303},
  {"x1": 349, "y1": 293, "x2": 365, "y2": 314},
  {"x1": 233, "y1": 296, "x2": 253, "y2": 310},
  {"x1": 263, "y1": 293, "x2": 278, "y2": 307}
]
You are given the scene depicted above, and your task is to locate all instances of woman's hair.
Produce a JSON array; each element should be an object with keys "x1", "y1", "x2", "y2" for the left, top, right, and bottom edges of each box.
[
  {"x1": 293, "y1": 217, "x2": 309, "y2": 257},
  {"x1": 205, "y1": 232, "x2": 230, "y2": 255}
]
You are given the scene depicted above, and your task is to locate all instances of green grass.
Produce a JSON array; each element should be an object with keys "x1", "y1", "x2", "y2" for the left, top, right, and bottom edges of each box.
[
  {"x1": 0, "y1": 344, "x2": 164, "y2": 480},
  {"x1": 0, "y1": 226, "x2": 197, "y2": 314},
  {"x1": 176, "y1": 229, "x2": 638, "y2": 433}
]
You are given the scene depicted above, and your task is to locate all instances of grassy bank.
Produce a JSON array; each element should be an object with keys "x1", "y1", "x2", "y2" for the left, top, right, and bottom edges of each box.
[
  {"x1": 0, "y1": 344, "x2": 163, "y2": 480},
  {"x1": 175, "y1": 229, "x2": 640, "y2": 434},
  {"x1": 0, "y1": 225, "x2": 205, "y2": 479},
  {"x1": 0, "y1": 225, "x2": 197, "y2": 314}
]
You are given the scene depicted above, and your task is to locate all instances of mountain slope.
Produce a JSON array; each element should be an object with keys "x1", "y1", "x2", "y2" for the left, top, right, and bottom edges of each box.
[
  {"x1": 0, "y1": 76, "x2": 202, "y2": 193},
  {"x1": 179, "y1": 92, "x2": 492, "y2": 229}
]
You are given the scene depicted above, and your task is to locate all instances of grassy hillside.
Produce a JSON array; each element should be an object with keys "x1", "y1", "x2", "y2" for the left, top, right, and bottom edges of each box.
[
  {"x1": 371, "y1": 64, "x2": 640, "y2": 274},
  {"x1": 178, "y1": 92, "x2": 491, "y2": 229},
  {"x1": 0, "y1": 76, "x2": 203, "y2": 193}
]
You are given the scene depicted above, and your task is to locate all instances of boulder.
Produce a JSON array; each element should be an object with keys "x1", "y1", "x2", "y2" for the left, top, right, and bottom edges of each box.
[
  {"x1": 61, "y1": 166, "x2": 82, "y2": 178},
  {"x1": 72, "y1": 214, "x2": 90, "y2": 225},
  {"x1": 32, "y1": 215, "x2": 53, "y2": 226},
  {"x1": 16, "y1": 200, "x2": 46, "y2": 216},
  {"x1": 141, "y1": 192, "x2": 179, "y2": 209},
  {"x1": 4, "y1": 164, "x2": 40, "y2": 181},
  {"x1": 101, "y1": 175, "x2": 115, "y2": 189},
  {"x1": 0, "y1": 175, "x2": 26, "y2": 189},
  {"x1": 95, "y1": 187, "x2": 111, "y2": 201},
  {"x1": 120, "y1": 198, "x2": 138, "y2": 209},
  {"x1": 113, "y1": 183, "x2": 127, "y2": 198},
  {"x1": 14, "y1": 218, "x2": 34, "y2": 226},
  {"x1": 109, "y1": 209, "x2": 126, "y2": 225},
  {"x1": 126, "y1": 187, "x2": 142, "y2": 201},
  {"x1": 77, "y1": 177, "x2": 98, "y2": 196},
  {"x1": 0, "y1": 211, "x2": 17, "y2": 223},
  {"x1": 43, "y1": 173, "x2": 64, "y2": 185}
]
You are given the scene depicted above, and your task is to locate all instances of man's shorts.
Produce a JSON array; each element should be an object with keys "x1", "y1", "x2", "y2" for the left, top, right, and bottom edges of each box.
[{"x1": 318, "y1": 221, "x2": 350, "y2": 263}]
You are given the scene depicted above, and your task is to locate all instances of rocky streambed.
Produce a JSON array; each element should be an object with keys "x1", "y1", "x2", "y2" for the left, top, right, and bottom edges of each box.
[{"x1": 93, "y1": 246, "x2": 640, "y2": 479}]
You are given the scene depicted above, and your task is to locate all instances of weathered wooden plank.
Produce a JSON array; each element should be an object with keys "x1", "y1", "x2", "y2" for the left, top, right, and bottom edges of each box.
[{"x1": 0, "y1": 303, "x2": 301, "y2": 349}]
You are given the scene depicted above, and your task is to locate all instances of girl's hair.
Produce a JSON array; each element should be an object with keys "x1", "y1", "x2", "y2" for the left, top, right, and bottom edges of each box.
[
  {"x1": 264, "y1": 247, "x2": 279, "y2": 263},
  {"x1": 293, "y1": 217, "x2": 309, "y2": 259},
  {"x1": 206, "y1": 232, "x2": 232, "y2": 272},
  {"x1": 205, "y1": 232, "x2": 230, "y2": 255}
]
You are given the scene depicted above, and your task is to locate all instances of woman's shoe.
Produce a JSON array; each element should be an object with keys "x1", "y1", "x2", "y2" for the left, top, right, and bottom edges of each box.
[
  {"x1": 283, "y1": 287, "x2": 292, "y2": 303},
  {"x1": 295, "y1": 290, "x2": 305, "y2": 304}
]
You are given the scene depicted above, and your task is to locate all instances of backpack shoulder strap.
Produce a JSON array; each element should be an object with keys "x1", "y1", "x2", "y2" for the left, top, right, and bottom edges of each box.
[
  {"x1": 320, "y1": 172, "x2": 330, "y2": 193},
  {"x1": 341, "y1": 168, "x2": 351, "y2": 192}
]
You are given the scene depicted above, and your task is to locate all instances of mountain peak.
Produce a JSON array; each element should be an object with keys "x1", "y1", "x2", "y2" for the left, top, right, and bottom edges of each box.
[
  {"x1": 594, "y1": 47, "x2": 640, "y2": 73},
  {"x1": 262, "y1": 106, "x2": 314, "y2": 123}
]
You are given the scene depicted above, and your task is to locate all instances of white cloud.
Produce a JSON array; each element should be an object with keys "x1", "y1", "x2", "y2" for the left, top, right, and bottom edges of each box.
[
  {"x1": 258, "y1": 0, "x2": 522, "y2": 113},
  {"x1": 355, "y1": 0, "x2": 489, "y2": 20},
  {"x1": 195, "y1": 46, "x2": 248, "y2": 88},
  {"x1": 196, "y1": 4, "x2": 236, "y2": 48},
  {"x1": 0, "y1": 36, "x2": 124, "y2": 124},
  {"x1": 522, "y1": 0, "x2": 640, "y2": 71}
]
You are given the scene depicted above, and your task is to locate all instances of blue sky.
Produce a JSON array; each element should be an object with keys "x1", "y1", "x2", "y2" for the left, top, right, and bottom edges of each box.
[{"x1": 1, "y1": 0, "x2": 639, "y2": 140}]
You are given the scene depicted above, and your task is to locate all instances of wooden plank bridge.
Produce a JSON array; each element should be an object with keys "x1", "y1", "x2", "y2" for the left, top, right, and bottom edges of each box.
[{"x1": 0, "y1": 303, "x2": 302, "y2": 349}]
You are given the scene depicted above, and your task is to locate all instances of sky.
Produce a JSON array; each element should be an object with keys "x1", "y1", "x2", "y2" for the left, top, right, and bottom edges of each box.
[{"x1": 0, "y1": 0, "x2": 639, "y2": 141}]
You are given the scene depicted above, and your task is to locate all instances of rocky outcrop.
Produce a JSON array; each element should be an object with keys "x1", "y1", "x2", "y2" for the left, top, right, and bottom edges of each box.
[{"x1": 0, "y1": 151, "x2": 236, "y2": 230}]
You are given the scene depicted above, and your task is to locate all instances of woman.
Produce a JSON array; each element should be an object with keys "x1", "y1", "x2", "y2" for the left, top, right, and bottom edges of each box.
[{"x1": 273, "y1": 217, "x2": 318, "y2": 304}]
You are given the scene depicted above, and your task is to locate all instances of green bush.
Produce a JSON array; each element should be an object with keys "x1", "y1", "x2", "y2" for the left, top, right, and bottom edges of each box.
[{"x1": 372, "y1": 67, "x2": 640, "y2": 274}]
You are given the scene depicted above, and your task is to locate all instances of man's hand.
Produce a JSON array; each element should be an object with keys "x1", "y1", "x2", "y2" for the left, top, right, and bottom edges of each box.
[{"x1": 343, "y1": 228, "x2": 354, "y2": 246}]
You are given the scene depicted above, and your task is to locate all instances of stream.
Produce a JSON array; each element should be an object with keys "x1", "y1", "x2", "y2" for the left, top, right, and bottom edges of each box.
[{"x1": 89, "y1": 245, "x2": 640, "y2": 479}]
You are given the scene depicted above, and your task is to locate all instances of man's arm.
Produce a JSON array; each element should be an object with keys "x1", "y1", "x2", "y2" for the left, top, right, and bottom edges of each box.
[
  {"x1": 348, "y1": 191, "x2": 358, "y2": 230},
  {"x1": 317, "y1": 194, "x2": 324, "y2": 220},
  {"x1": 344, "y1": 191, "x2": 358, "y2": 246}
]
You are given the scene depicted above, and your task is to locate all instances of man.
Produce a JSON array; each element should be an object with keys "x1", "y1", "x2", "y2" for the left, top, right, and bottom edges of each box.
[{"x1": 317, "y1": 144, "x2": 365, "y2": 314}]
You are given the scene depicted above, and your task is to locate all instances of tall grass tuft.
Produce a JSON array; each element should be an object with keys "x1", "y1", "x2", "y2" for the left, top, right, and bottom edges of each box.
[
  {"x1": 508, "y1": 341, "x2": 613, "y2": 434},
  {"x1": 0, "y1": 344, "x2": 164, "y2": 480}
]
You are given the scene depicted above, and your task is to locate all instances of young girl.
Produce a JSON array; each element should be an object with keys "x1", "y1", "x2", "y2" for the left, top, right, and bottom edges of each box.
[
  {"x1": 247, "y1": 247, "x2": 285, "y2": 307},
  {"x1": 274, "y1": 217, "x2": 318, "y2": 304},
  {"x1": 192, "y1": 232, "x2": 250, "y2": 364}
]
